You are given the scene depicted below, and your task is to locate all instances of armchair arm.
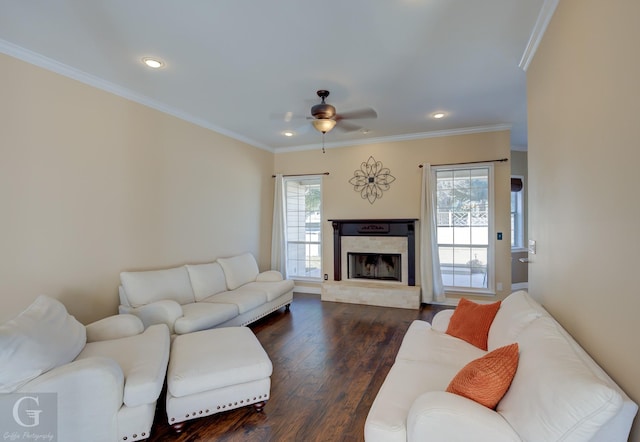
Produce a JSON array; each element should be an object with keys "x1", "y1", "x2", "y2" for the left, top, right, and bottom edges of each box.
[
  {"x1": 118, "y1": 299, "x2": 183, "y2": 334},
  {"x1": 407, "y1": 391, "x2": 520, "y2": 442},
  {"x1": 256, "y1": 270, "x2": 284, "y2": 282},
  {"x1": 431, "y1": 309, "x2": 455, "y2": 333},
  {"x1": 19, "y1": 356, "x2": 124, "y2": 442},
  {"x1": 86, "y1": 314, "x2": 144, "y2": 342}
]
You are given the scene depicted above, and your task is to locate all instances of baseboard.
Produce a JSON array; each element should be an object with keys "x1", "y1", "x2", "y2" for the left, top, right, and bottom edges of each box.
[{"x1": 299, "y1": 283, "x2": 530, "y2": 299}]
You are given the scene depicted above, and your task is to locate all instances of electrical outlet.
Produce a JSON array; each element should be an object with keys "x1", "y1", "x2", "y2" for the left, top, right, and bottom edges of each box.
[
  {"x1": 497, "y1": 232, "x2": 503, "y2": 240},
  {"x1": 323, "y1": 274, "x2": 328, "y2": 281},
  {"x1": 528, "y1": 239, "x2": 537, "y2": 254}
]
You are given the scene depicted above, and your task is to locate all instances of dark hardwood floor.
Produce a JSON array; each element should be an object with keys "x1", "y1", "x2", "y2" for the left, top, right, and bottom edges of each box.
[{"x1": 148, "y1": 293, "x2": 451, "y2": 442}]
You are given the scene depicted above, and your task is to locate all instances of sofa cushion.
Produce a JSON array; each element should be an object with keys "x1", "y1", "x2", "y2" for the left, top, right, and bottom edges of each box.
[
  {"x1": 446, "y1": 298, "x2": 501, "y2": 350},
  {"x1": 217, "y1": 253, "x2": 259, "y2": 290},
  {"x1": 243, "y1": 279, "x2": 295, "y2": 302},
  {"x1": 396, "y1": 320, "x2": 486, "y2": 366},
  {"x1": 120, "y1": 266, "x2": 195, "y2": 307},
  {"x1": 203, "y1": 288, "x2": 267, "y2": 314},
  {"x1": 497, "y1": 317, "x2": 623, "y2": 441},
  {"x1": 76, "y1": 324, "x2": 170, "y2": 408},
  {"x1": 446, "y1": 343, "x2": 519, "y2": 409},
  {"x1": 174, "y1": 302, "x2": 239, "y2": 334},
  {"x1": 488, "y1": 290, "x2": 545, "y2": 351},
  {"x1": 167, "y1": 327, "x2": 273, "y2": 398},
  {"x1": 186, "y1": 262, "x2": 228, "y2": 301},
  {"x1": 0, "y1": 295, "x2": 86, "y2": 393}
]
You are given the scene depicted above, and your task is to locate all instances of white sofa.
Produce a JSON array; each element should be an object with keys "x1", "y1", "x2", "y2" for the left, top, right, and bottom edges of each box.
[
  {"x1": 118, "y1": 253, "x2": 294, "y2": 334},
  {"x1": 365, "y1": 290, "x2": 638, "y2": 442},
  {"x1": 0, "y1": 295, "x2": 170, "y2": 442}
]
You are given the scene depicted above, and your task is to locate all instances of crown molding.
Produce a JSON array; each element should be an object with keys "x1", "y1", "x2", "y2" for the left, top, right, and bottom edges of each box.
[
  {"x1": 0, "y1": 39, "x2": 273, "y2": 152},
  {"x1": 519, "y1": 0, "x2": 560, "y2": 71},
  {"x1": 275, "y1": 124, "x2": 513, "y2": 153}
]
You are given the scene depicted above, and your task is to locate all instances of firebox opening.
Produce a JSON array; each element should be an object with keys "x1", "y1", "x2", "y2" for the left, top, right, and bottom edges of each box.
[{"x1": 347, "y1": 253, "x2": 401, "y2": 282}]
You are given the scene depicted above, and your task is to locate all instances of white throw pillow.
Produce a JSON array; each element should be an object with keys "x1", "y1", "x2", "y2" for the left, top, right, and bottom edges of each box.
[
  {"x1": 497, "y1": 316, "x2": 622, "y2": 441},
  {"x1": 0, "y1": 295, "x2": 87, "y2": 392},
  {"x1": 217, "y1": 253, "x2": 260, "y2": 290},
  {"x1": 120, "y1": 266, "x2": 195, "y2": 307},
  {"x1": 186, "y1": 262, "x2": 228, "y2": 301},
  {"x1": 488, "y1": 290, "x2": 544, "y2": 350}
]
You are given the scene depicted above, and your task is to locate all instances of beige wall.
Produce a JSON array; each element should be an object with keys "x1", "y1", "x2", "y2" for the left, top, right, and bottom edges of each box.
[
  {"x1": 0, "y1": 54, "x2": 274, "y2": 324},
  {"x1": 275, "y1": 131, "x2": 512, "y2": 301},
  {"x1": 527, "y1": 0, "x2": 640, "y2": 438}
]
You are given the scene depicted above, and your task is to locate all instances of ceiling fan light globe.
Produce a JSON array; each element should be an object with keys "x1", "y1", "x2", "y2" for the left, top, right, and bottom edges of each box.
[{"x1": 312, "y1": 118, "x2": 337, "y2": 133}]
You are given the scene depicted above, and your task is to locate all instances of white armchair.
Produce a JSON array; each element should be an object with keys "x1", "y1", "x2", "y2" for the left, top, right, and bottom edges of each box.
[{"x1": 0, "y1": 296, "x2": 170, "y2": 442}]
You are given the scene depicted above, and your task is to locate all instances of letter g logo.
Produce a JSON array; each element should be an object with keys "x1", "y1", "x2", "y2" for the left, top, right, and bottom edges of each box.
[{"x1": 12, "y1": 395, "x2": 43, "y2": 427}]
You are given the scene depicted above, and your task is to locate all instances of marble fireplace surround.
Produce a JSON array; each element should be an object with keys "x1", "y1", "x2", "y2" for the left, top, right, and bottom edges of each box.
[{"x1": 322, "y1": 219, "x2": 420, "y2": 310}]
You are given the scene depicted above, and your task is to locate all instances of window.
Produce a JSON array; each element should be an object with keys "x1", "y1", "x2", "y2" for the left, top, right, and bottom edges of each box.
[
  {"x1": 284, "y1": 176, "x2": 322, "y2": 280},
  {"x1": 434, "y1": 165, "x2": 494, "y2": 292},
  {"x1": 511, "y1": 176, "x2": 524, "y2": 249}
]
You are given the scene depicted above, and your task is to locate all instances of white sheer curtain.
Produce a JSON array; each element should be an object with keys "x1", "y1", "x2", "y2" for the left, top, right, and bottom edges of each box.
[
  {"x1": 271, "y1": 174, "x2": 287, "y2": 277},
  {"x1": 420, "y1": 163, "x2": 445, "y2": 303}
]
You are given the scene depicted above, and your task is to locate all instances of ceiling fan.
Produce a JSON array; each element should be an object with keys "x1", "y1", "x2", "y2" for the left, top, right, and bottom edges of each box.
[{"x1": 309, "y1": 90, "x2": 377, "y2": 135}]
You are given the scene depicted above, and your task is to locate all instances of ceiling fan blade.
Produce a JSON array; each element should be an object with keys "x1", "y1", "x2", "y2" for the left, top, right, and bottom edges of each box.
[
  {"x1": 335, "y1": 120, "x2": 362, "y2": 133},
  {"x1": 336, "y1": 107, "x2": 377, "y2": 120}
]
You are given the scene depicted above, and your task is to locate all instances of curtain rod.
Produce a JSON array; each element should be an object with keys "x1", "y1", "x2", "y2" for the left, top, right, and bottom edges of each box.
[
  {"x1": 418, "y1": 158, "x2": 509, "y2": 168},
  {"x1": 272, "y1": 172, "x2": 330, "y2": 178}
]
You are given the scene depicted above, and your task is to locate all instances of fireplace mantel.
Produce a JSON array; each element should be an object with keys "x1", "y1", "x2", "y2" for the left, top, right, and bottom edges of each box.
[{"x1": 329, "y1": 218, "x2": 418, "y2": 286}]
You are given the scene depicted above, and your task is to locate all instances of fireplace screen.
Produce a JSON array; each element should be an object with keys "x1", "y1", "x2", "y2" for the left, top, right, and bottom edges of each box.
[{"x1": 347, "y1": 253, "x2": 401, "y2": 281}]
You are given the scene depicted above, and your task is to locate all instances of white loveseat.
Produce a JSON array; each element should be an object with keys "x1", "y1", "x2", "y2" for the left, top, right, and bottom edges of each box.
[
  {"x1": 0, "y1": 295, "x2": 170, "y2": 442},
  {"x1": 119, "y1": 253, "x2": 294, "y2": 334},
  {"x1": 365, "y1": 290, "x2": 638, "y2": 442}
]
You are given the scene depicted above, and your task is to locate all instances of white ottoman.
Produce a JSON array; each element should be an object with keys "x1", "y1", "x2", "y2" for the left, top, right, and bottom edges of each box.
[{"x1": 166, "y1": 326, "x2": 273, "y2": 432}]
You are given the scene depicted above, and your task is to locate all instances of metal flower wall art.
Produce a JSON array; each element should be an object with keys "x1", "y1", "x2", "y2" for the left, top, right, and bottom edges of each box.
[{"x1": 348, "y1": 156, "x2": 396, "y2": 204}]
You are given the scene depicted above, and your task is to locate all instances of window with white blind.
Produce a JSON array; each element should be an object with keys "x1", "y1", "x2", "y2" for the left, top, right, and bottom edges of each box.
[
  {"x1": 284, "y1": 176, "x2": 322, "y2": 280},
  {"x1": 434, "y1": 164, "x2": 494, "y2": 292}
]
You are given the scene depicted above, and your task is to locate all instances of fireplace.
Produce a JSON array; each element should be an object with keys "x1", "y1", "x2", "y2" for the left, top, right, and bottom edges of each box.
[
  {"x1": 348, "y1": 252, "x2": 401, "y2": 281},
  {"x1": 329, "y1": 219, "x2": 417, "y2": 286},
  {"x1": 323, "y1": 219, "x2": 420, "y2": 309}
]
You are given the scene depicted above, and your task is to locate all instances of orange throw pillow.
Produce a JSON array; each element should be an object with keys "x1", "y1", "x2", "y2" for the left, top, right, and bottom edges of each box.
[
  {"x1": 446, "y1": 298, "x2": 501, "y2": 350},
  {"x1": 446, "y1": 343, "x2": 519, "y2": 409}
]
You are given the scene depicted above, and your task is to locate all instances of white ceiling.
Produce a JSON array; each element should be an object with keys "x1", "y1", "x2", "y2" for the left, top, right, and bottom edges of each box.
[{"x1": 0, "y1": 0, "x2": 554, "y2": 152}]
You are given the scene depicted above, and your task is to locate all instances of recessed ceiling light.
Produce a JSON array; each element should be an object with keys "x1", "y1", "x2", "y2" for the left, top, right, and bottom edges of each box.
[
  {"x1": 282, "y1": 131, "x2": 295, "y2": 137},
  {"x1": 142, "y1": 57, "x2": 164, "y2": 69},
  {"x1": 432, "y1": 112, "x2": 446, "y2": 119}
]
